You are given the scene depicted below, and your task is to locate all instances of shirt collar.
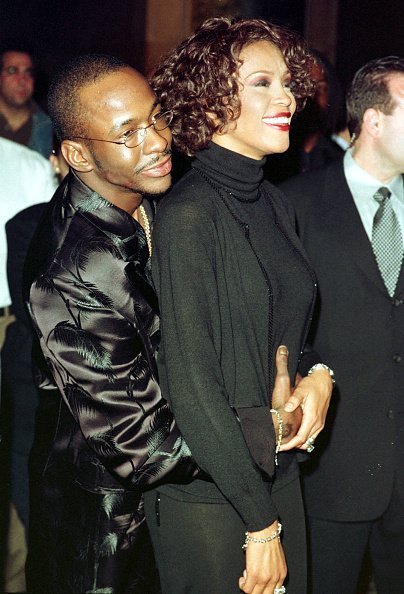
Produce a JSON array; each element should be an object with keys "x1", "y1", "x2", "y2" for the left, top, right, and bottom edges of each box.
[
  {"x1": 67, "y1": 170, "x2": 149, "y2": 265},
  {"x1": 344, "y1": 149, "x2": 404, "y2": 204}
]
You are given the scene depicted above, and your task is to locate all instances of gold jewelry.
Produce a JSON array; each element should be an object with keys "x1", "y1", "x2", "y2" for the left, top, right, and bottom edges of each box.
[{"x1": 139, "y1": 204, "x2": 152, "y2": 256}]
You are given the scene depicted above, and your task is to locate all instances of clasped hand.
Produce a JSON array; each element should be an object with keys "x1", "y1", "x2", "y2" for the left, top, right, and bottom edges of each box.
[
  {"x1": 238, "y1": 346, "x2": 333, "y2": 593},
  {"x1": 272, "y1": 345, "x2": 333, "y2": 452}
]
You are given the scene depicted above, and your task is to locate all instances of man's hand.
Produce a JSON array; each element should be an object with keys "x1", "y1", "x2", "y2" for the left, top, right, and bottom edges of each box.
[{"x1": 271, "y1": 346, "x2": 303, "y2": 444}]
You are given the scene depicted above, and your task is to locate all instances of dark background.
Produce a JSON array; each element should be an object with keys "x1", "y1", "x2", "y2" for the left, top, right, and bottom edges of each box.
[
  {"x1": 0, "y1": 0, "x2": 404, "y2": 99},
  {"x1": 0, "y1": 0, "x2": 403, "y2": 108},
  {"x1": 0, "y1": 0, "x2": 147, "y2": 104},
  {"x1": 337, "y1": 0, "x2": 404, "y2": 88}
]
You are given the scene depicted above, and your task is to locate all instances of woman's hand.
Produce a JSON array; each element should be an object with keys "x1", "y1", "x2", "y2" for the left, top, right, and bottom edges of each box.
[
  {"x1": 239, "y1": 520, "x2": 287, "y2": 594},
  {"x1": 279, "y1": 366, "x2": 333, "y2": 452}
]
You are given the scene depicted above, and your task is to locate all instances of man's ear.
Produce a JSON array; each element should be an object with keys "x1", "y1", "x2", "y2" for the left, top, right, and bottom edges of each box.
[
  {"x1": 363, "y1": 108, "x2": 381, "y2": 137},
  {"x1": 61, "y1": 140, "x2": 94, "y2": 173}
]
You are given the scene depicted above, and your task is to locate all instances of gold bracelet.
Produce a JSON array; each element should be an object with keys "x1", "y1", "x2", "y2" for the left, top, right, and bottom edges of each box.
[{"x1": 242, "y1": 522, "x2": 282, "y2": 550}]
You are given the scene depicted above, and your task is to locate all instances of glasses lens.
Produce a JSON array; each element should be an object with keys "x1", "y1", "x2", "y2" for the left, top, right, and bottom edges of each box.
[
  {"x1": 125, "y1": 129, "x2": 145, "y2": 148},
  {"x1": 124, "y1": 111, "x2": 173, "y2": 147},
  {"x1": 154, "y1": 111, "x2": 173, "y2": 131}
]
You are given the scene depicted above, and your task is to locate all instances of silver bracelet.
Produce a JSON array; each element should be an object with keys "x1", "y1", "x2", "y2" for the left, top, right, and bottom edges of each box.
[
  {"x1": 242, "y1": 523, "x2": 282, "y2": 550},
  {"x1": 270, "y1": 408, "x2": 283, "y2": 466},
  {"x1": 307, "y1": 363, "x2": 335, "y2": 384}
]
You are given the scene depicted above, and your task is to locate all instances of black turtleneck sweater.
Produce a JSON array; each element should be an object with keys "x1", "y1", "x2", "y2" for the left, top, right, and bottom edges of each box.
[{"x1": 152, "y1": 143, "x2": 317, "y2": 530}]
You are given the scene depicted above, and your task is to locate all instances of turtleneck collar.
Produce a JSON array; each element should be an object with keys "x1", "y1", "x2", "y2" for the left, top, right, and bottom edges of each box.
[{"x1": 192, "y1": 142, "x2": 266, "y2": 200}]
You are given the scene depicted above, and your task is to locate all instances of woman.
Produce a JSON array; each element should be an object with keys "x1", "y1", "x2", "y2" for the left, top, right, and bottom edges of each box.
[{"x1": 145, "y1": 17, "x2": 333, "y2": 594}]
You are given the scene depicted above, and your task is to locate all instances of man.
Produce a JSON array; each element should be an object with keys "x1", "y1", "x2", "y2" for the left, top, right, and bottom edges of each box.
[
  {"x1": 23, "y1": 54, "x2": 197, "y2": 594},
  {"x1": 0, "y1": 46, "x2": 52, "y2": 158},
  {"x1": 0, "y1": 138, "x2": 56, "y2": 344},
  {"x1": 280, "y1": 56, "x2": 404, "y2": 594},
  {"x1": 0, "y1": 139, "x2": 56, "y2": 593}
]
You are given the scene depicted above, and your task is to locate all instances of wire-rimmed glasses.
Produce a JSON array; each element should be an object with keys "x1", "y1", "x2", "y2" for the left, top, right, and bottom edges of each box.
[{"x1": 71, "y1": 110, "x2": 173, "y2": 148}]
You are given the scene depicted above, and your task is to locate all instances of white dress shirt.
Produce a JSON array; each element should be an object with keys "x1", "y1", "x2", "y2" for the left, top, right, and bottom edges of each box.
[
  {"x1": 343, "y1": 148, "x2": 404, "y2": 242},
  {"x1": 0, "y1": 137, "x2": 57, "y2": 307}
]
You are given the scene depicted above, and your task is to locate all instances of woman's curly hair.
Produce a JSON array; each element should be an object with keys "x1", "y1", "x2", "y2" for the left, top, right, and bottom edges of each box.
[{"x1": 151, "y1": 17, "x2": 316, "y2": 156}]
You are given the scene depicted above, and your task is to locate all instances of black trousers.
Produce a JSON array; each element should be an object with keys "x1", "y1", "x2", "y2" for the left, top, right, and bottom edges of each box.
[
  {"x1": 307, "y1": 478, "x2": 404, "y2": 594},
  {"x1": 144, "y1": 476, "x2": 307, "y2": 594}
]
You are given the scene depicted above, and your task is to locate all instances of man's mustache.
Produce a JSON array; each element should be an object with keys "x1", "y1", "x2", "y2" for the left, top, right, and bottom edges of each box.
[{"x1": 134, "y1": 149, "x2": 172, "y2": 174}]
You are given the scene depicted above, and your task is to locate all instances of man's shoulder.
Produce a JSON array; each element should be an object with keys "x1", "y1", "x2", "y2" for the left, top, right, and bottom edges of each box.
[
  {"x1": 6, "y1": 202, "x2": 47, "y2": 231},
  {"x1": 280, "y1": 160, "x2": 341, "y2": 191},
  {"x1": 0, "y1": 136, "x2": 52, "y2": 172},
  {"x1": 0, "y1": 135, "x2": 43, "y2": 159},
  {"x1": 278, "y1": 159, "x2": 345, "y2": 205},
  {"x1": 31, "y1": 104, "x2": 52, "y2": 125},
  {"x1": 0, "y1": 138, "x2": 56, "y2": 205}
]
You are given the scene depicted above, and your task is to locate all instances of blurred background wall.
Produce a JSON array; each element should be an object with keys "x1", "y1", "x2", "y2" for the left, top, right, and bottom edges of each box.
[{"x1": 0, "y1": 0, "x2": 403, "y2": 109}]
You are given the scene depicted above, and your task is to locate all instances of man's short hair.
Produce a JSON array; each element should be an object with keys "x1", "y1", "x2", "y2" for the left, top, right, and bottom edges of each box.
[
  {"x1": 0, "y1": 43, "x2": 35, "y2": 70},
  {"x1": 347, "y1": 56, "x2": 404, "y2": 138},
  {"x1": 47, "y1": 54, "x2": 129, "y2": 141}
]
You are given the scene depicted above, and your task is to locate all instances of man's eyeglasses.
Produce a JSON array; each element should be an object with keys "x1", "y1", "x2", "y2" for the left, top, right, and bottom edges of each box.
[{"x1": 71, "y1": 110, "x2": 173, "y2": 149}]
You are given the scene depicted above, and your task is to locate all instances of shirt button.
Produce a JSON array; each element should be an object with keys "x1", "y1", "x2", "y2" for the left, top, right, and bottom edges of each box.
[
  {"x1": 393, "y1": 354, "x2": 402, "y2": 363},
  {"x1": 387, "y1": 409, "x2": 394, "y2": 419}
]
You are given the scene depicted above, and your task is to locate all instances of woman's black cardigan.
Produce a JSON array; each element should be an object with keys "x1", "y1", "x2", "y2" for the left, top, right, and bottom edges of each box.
[{"x1": 152, "y1": 143, "x2": 318, "y2": 531}]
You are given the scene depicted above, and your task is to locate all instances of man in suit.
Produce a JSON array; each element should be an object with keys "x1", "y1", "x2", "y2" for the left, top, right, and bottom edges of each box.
[
  {"x1": 23, "y1": 53, "x2": 197, "y2": 594},
  {"x1": 0, "y1": 139, "x2": 56, "y2": 593},
  {"x1": 280, "y1": 56, "x2": 404, "y2": 594}
]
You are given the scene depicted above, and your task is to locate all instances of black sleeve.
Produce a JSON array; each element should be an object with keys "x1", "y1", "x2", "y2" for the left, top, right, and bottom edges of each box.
[{"x1": 152, "y1": 194, "x2": 278, "y2": 531}]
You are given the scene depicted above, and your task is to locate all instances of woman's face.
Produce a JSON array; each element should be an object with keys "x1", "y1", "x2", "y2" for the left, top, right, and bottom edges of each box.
[{"x1": 212, "y1": 40, "x2": 296, "y2": 160}]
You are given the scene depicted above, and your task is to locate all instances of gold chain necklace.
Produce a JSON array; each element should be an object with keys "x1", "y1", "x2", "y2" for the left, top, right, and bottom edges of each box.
[{"x1": 139, "y1": 204, "x2": 152, "y2": 256}]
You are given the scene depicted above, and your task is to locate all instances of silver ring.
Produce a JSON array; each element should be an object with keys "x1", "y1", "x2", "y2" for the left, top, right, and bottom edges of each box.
[
  {"x1": 305, "y1": 436, "x2": 315, "y2": 453},
  {"x1": 274, "y1": 587, "x2": 286, "y2": 594}
]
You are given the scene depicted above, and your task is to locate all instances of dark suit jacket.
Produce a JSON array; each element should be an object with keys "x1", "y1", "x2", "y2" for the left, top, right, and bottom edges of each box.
[
  {"x1": 2, "y1": 203, "x2": 47, "y2": 526},
  {"x1": 280, "y1": 159, "x2": 404, "y2": 522},
  {"x1": 23, "y1": 171, "x2": 197, "y2": 593}
]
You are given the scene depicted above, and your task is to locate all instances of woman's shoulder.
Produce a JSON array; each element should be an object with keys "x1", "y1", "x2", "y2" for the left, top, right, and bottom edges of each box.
[{"x1": 156, "y1": 169, "x2": 218, "y2": 225}]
